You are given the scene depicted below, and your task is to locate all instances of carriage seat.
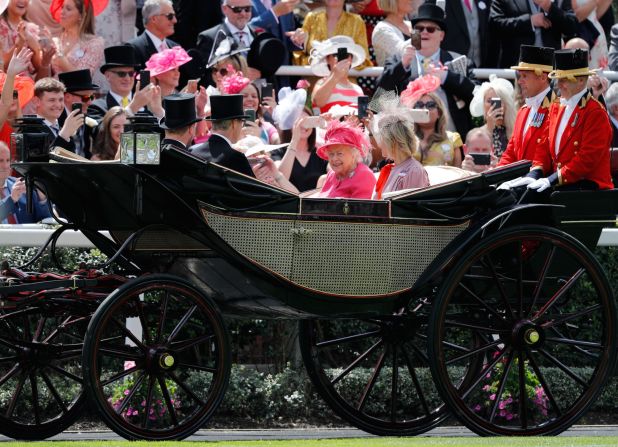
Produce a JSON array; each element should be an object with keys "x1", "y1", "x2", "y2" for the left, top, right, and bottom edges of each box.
[{"x1": 380, "y1": 165, "x2": 473, "y2": 199}]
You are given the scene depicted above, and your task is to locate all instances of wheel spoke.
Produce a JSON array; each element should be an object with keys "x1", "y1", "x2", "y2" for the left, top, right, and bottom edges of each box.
[
  {"x1": 482, "y1": 255, "x2": 515, "y2": 320},
  {"x1": 32, "y1": 316, "x2": 47, "y2": 342},
  {"x1": 525, "y1": 347, "x2": 562, "y2": 417},
  {"x1": 544, "y1": 337, "x2": 602, "y2": 349},
  {"x1": 167, "y1": 370, "x2": 206, "y2": 406},
  {"x1": 0, "y1": 363, "x2": 20, "y2": 388},
  {"x1": 40, "y1": 369, "x2": 69, "y2": 414},
  {"x1": 176, "y1": 362, "x2": 216, "y2": 373},
  {"x1": 142, "y1": 375, "x2": 156, "y2": 429},
  {"x1": 166, "y1": 305, "x2": 197, "y2": 344},
  {"x1": 115, "y1": 372, "x2": 145, "y2": 415},
  {"x1": 446, "y1": 339, "x2": 503, "y2": 365},
  {"x1": 357, "y1": 346, "x2": 387, "y2": 412},
  {"x1": 170, "y1": 333, "x2": 215, "y2": 351},
  {"x1": 47, "y1": 364, "x2": 84, "y2": 384},
  {"x1": 5, "y1": 371, "x2": 26, "y2": 418},
  {"x1": 461, "y1": 347, "x2": 508, "y2": 399},
  {"x1": 315, "y1": 329, "x2": 382, "y2": 348},
  {"x1": 112, "y1": 318, "x2": 147, "y2": 351},
  {"x1": 532, "y1": 269, "x2": 585, "y2": 320},
  {"x1": 156, "y1": 290, "x2": 170, "y2": 344},
  {"x1": 458, "y1": 283, "x2": 506, "y2": 322},
  {"x1": 135, "y1": 298, "x2": 152, "y2": 346},
  {"x1": 527, "y1": 245, "x2": 556, "y2": 317},
  {"x1": 537, "y1": 348, "x2": 588, "y2": 387},
  {"x1": 391, "y1": 346, "x2": 399, "y2": 422},
  {"x1": 541, "y1": 305, "x2": 601, "y2": 328},
  {"x1": 101, "y1": 364, "x2": 142, "y2": 386},
  {"x1": 443, "y1": 319, "x2": 506, "y2": 333},
  {"x1": 0, "y1": 355, "x2": 18, "y2": 363},
  {"x1": 402, "y1": 349, "x2": 430, "y2": 416},
  {"x1": 98, "y1": 346, "x2": 142, "y2": 361},
  {"x1": 549, "y1": 327, "x2": 599, "y2": 359},
  {"x1": 30, "y1": 372, "x2": 41, "y2": 425},
  {"x1": 158, "y1": 375, "x2": 178, "y2": 427},
  {"x1": 489, "y1": 349, "x2": 514, "y2": 423},
  {"x1": 517, "y1": 241, "x2": 524, "y2": 317},
  {"x1": 331, "y1": 340, "x2": 382, "y2": 386},
  {"x1": 517, "y1": 350, "x2": 528, "y2": 429}
]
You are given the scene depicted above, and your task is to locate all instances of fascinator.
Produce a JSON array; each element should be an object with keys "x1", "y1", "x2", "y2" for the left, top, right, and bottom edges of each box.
[
  {"x1": 273, "y1": 87, "x2": 307, "y2": 130},
  {"x1": 207, "y1": 29, "x2": 246, "y2": 68},
  {"x1": 309, "y1": 35, "x2": 366, "y2": 77},
  {"x1": 469, "y1": 74, "x2": 515, "y2": 117},
  {"x1": 146, "y1": 46, "x2": 192, "y2": 78},
  {"x1": 400, "y1": 75, "x2": 441, "y2": 107},
  {"x1": 221, "y1": 71, "x2": 251, "y2": 94},
  {"x1": 316, "y1": 120, "x2": 370, "y2": 160},
  {"x1": 0, "y1": 73, "x2": 35, "y2": 108},
  {"x1": 50, "y1": 0, "x2": 108, "y2": 21}
]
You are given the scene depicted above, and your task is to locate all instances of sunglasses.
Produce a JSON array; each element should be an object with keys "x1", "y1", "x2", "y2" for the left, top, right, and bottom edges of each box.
[
  {"x1": 414, "y1": 25, "x2": 441, "y2": 34},
  {"x1": 226, "y1": 5, "x2": 252, "y2": 13},
  {"x1": 414, "y1": 100, "x2": 438, "y2": 110},
  {"x1": 74, "y1": 93, "x2": 95, "y2": 102},
  {"x1": 109, "y1": 70, "x2": 136, "y2": 78},
  {"x1": 156, "y1": 13, "x2": 176, "y2": 20},
  {"x1": 212, "y1": 67, "x2": 229, "y2": 76}
]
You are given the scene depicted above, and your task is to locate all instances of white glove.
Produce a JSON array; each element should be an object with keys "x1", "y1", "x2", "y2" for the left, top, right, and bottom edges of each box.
[
  {"x1": 497, "y1": 176, "x2": 536, "y2": 190},
  {"x1": 527, "y1": 177, "x2": 552, "y2": 192}
]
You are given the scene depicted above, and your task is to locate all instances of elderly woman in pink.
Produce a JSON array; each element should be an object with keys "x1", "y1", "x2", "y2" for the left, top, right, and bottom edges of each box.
[
  {"x1": 317, "y1": 120, "x2": 376, "y2": 199},
  {"x1": 146, "y1": 46, "x2": 192, "y2": 98}
]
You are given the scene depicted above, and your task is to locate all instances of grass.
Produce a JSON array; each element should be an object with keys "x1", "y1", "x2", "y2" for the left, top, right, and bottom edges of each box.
[{"x1": 2, "y1": 438, "x2": 618, "y2": 447}]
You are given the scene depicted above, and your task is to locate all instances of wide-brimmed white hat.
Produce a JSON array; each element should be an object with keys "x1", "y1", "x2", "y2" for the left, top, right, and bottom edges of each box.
[
  {"x1": 469, "y1": 75, "x2": 515, "y2": 118},
  {"x1": 309, "y1": 35, "x2": 366, "y2": 77},
  {"x1": 0, "y1": 0, "x2": 8, "y2": 15}
]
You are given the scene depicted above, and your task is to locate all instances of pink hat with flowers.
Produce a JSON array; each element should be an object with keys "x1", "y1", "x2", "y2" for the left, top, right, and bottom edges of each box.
[
  {"x1": 400, "y1": 75, "x2": 441, "y2": 107},
  {"x1": 146, "y1": 46, "x2": 192, "y2": 78},
  {"x1": 222, "y1": 71, "x2": 251, "y2": 94},
  {"x1": 316, "y1": 120, "x2": 370, "y2": 160}
]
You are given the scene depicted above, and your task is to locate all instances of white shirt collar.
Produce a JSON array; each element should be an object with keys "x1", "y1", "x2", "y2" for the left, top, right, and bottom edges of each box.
[
  {"x1": 416, "y1": 49, "x2": 440, "y2": 63},
  {"x1": 224, "y1": 18, "x2": 251, "y2": 37},
  {"x1": 525, "y1": 86, "x2": 551, "y2": 109},
  {"x1": 145, "y1": 29, "x2": 165, "y2": 51},
  {"x1": 559, "y1": 87, "x2": 588, "y2": 108},
  {"x1": 41, "y1": 117, "x2": 58, "y2": 128}
]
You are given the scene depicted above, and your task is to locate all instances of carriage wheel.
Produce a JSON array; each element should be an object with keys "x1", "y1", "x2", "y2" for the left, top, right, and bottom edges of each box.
[
  {"x1": 0, "y1": 303, "x2": 88, "y2": 439},
  {"x1": 82, "y1": 274, "x2": 230, "y2": 440},
  {"x1": 299, "y1": 311, "x2": 449, "y2": 436},
  {"x1": 429, "y1": 225, "x2": 617, "y2": 436}
]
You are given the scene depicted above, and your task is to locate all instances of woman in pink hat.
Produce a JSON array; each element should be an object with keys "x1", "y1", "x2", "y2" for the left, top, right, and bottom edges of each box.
[
  {"x1": 146, "y1": 46, "x2": 192, "y2": 98},
  {"x1": 317, "y1": 120, "x2": 376, "y2": 199}
]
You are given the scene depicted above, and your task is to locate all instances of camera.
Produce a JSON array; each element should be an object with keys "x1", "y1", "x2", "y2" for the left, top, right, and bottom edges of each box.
[
  {"x1": 10, "y1": 115, "x2": 54, "y2": 162},
  {"x1": 471, "y1": 153, "x2": 491, "y2": 165}
]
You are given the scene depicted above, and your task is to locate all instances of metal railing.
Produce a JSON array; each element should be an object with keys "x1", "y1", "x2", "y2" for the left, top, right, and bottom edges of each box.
[{"x1": 275, "y1": 65, "x2": 618, "y2": 81}]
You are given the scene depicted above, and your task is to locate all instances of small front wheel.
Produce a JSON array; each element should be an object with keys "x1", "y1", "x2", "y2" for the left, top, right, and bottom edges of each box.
[
  {"x1": 83, "y1": 274, "x2": 230, "y2": 440},
  {"x1": 429, "y1": 225, "x2": 617, "y2": 436}
]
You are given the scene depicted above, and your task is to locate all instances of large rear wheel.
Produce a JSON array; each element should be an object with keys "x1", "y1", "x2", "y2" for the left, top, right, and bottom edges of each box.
[{"x1": 429, "y1": 225, "x2": 617, "y2": 436}]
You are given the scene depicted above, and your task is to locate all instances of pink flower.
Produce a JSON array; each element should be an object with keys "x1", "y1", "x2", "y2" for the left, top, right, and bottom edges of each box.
[
  {"x1": 400, "y1": 75, "x2": 441, "y2": 107},
  {"x1": 506, "y1": 413, "x2": 514, "y2": 421},
  {"x1": 123, "y1": 389, "x2": 130, "y2": 395},
  {"x1": 124, "y1": 361, "x2": 136, "y2": 371},
  {"x1": 474, "y1": 404, "x2": 481, "y2": 412},
  {"x1": 145, "y1": 46, "x2": 192, "y2": 78},
  {"x1": 498, "y1": 401, "x2": 506, "y2": 410},
  {"x1": 296, "y1": 79, "x2": 310, "y2": 89},
  {"x1": 222, "y1": 72, "x2": 251, "y2": 94},
  {"x1": 489, "y1": 394, "x2": 496, "y2": 401}
]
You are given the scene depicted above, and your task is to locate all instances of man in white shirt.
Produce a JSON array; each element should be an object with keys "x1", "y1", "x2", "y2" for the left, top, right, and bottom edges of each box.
[{"x1": 125, "y1": 0, "x2": 181, "y2": 69}]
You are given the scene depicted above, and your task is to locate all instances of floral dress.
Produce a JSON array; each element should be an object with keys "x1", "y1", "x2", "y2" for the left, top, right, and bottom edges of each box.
[
  {"x1": 414, "y1": 131, "x2": 463, "y2": 166},
  {"x1": 52, "y1": 35, "x2": 106, "y2": 88}
]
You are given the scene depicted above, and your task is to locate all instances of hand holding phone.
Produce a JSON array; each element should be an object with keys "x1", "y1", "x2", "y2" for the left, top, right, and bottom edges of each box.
[
  {"x1": 470, "y1": 153, "x2": 491, "y2": 165},
  {"x1": 71, "y1": 102, "x2": 83, "y2": 114},
  {"x1": 410, "y1": 31, "x2": 422, "y2": 51},
  {"x1": 261, "y1": 83, "x2": 274, "y2": 100},
  {"x1": 244, "y1": 109, "x2": 256, "y2": 122},
  {"x1": 336, "y1": 47, "x2": 349, "y2": 62},
  {"x1": 357, "y1": 95, "x2": 369, "y2": 119}
]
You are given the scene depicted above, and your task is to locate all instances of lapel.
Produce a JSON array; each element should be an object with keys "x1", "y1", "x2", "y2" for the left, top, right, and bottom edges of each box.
[
  {"x1": 107, "y1": 92, "x2": 119, "y2": 109},
  {"x1": 448, "y1": 0, "x2": 469, "y2": 39},
  {"x1": 143, "y1": 32, "x2": 157, "y2": 55}
]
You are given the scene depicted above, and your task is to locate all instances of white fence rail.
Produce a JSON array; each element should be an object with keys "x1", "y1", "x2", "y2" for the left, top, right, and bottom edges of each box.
[
  {"x1": 0, "y1": 225, "x2": 617, "y2": 248},
  {"x1": 275, "y1": 65, "x2": 618, "y2": 81}
]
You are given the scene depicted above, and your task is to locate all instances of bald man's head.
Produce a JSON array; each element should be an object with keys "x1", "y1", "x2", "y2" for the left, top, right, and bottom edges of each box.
[{"x1": 0, "y1": 143, "x2": 12, "y2": 184}]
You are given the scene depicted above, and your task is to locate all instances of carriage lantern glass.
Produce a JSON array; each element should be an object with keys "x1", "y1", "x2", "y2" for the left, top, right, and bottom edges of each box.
[
  {"x1": 120, "y1": 113, "x2": 162, "y2": 165},
  {"x1": 10, "y1": 115, "x2": 54, "y2": 162}
]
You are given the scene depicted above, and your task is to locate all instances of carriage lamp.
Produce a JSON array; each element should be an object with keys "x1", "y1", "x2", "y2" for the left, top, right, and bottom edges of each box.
[
  {"x1": 10, "y1": 115, "x2": 54, "y2": 163},
  {"x1": 119, "y1": 113, "x2": 162, "y2": 165}
]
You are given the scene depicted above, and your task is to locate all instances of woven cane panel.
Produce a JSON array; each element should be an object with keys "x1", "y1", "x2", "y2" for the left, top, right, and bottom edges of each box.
[
  {"x1": 205, "y1": 209, "x2": 468, "y2": 296},
  {"x1": 290, "y1": 221, "x2": 468, "y2": 295},
  {"x1": 205, "y1": 211, "x2": 295, "y2": 277}
]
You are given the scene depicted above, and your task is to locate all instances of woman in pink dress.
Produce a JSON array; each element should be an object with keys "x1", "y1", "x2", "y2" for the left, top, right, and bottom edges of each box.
[
  {"x1": 0, "y1": 0, "x2": 44, "y2": 76},
  {"x1": 317, "y1": 119, "x2": 376, "y2": 199}
]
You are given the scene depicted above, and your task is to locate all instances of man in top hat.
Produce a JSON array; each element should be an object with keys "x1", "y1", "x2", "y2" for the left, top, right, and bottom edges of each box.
[
  {"x1": 125, "y1": 0, "x2": 180, "y2": 69},
  {"x1": 88, "y1": 46, "x2": 164, "y2": 124},
  {"x1": 160, "y1": 93, "x2": 202, "y2": 152},
  {"x1": 498, "y1": 45, "x2": 555, "y2": 167},
  {"x1": 376, "y1": 1, "x2": 477, "y2": 137},
  {"x1": 58, "y1": 69, "x2": 99, "y2": 159},
  {"x1": 189, "y1": 94, "x2": 254, "y2": 177},
  {"x1": 508, "y1": 48, "x2": 613, "y2": 191}
]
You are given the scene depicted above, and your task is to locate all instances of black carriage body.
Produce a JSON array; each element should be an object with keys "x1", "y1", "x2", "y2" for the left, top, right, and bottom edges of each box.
[{"x1": 14, "y1": 149, "x2": 616, "y2": 320}]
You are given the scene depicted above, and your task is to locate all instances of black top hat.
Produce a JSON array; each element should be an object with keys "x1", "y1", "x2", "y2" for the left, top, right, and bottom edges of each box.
[
  {"x1": 247, "y1": 32, "x2": 286, "y2": 78},
  {"x1": 411, "y1": 2, "x2": 447, "y2": 31},
  {"x1": 549, "y1": 48, "x2": 595, "y2": 79},
  {"x1": 511, "y1": 45, "x2": 554, "y2": 73},
  {"x1": 206, "y1": 95, "x2": 250, "y2": 121},
  {"x1": 58, "y1": 69, "x2": 99, "y2": 92},
  {"x1": 160, "y1": 93, "x2": 202, "y2": 130},
  {"x1": 100, "y1": 45, "x2": 140, "y2": 73}
]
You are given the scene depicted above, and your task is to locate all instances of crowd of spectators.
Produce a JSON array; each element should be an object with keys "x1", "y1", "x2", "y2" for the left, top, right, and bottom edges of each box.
[{"x1": 0, "y1": 0, "x2": 617, "y2": 223}]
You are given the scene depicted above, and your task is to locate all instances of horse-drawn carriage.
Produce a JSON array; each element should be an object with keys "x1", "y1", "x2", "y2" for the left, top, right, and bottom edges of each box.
[{"x1": 1, "y1": 147, "x2": 617, "y2": 439}]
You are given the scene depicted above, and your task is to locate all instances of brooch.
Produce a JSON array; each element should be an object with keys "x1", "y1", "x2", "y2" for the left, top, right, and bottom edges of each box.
[{"x1": 75, "y1": 48, "x2": 85, "y2": 59}]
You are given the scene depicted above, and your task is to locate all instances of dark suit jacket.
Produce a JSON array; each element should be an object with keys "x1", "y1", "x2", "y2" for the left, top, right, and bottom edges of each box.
[
  {"x1": 609, "y1": 24, "x2": 618, "y2": 71},
  {"x1": 125, "y1": 32, "x2": 180, "y2": 69},
  {"x1": 0, "y1": 177, "x2": 51, "y2": 223},
  {"x1": 443, "y1": 0, "x2": 496, "y2": 68},
  {"x1": 489, "y1": 0, "x2": 577, "y2": 68},
  {"x1": 196, "y1": 23, "x2": 257, "y2": 87},
  {"x1": 171, "y1": 0, "x2": 223, "y2": 50},
  {"x1": 59, "y1": 109, "x2": 92, "y2": 159},
  {"x1": 376, "y1": 50, "x2": 477, "y2": 137},
  {"x1": 87, "y1": 92, "x2": 121, "y2": 123},
  {"x1": 611, "y1": 118, "x2": 618, "y2": 148},
  {"x1": 189, "y1": 134, "x2": 255, "y2": 177},
  {"x1": 161, "y1": 137, "x2": 187, "y2": 152}
]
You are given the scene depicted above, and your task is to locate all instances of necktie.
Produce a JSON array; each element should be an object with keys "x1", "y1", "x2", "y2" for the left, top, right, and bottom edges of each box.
[
  {"x1": 262, "y1": 0, "x2": 272, "y2": 8},
  {"x1": 236, "y1": 31, "x2": 246, "y2": 47},
  {"x1": 121, "y1": 96, "x2": 129, "y2": 107},
  {"x1": 159, "y1": 41, "x2": 167, "y2": 52},
  {"x1": 463, "y1": 0, "x2": 472, "y2": 12},
  {"x1": 50, "y1": 124, "x2": 59, "y2": 137},
  {"x1": 0, "y1": 187, "x2": 17, "y2": 224}
]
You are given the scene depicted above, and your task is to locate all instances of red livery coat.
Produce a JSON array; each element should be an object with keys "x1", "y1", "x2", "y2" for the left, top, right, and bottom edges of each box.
[
  {"x1": 532, "y1": 92, "x2": 613, "y2": 190},
  {"x1": 498, "y1": 91, "x2": 554, "y2": 167}
]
